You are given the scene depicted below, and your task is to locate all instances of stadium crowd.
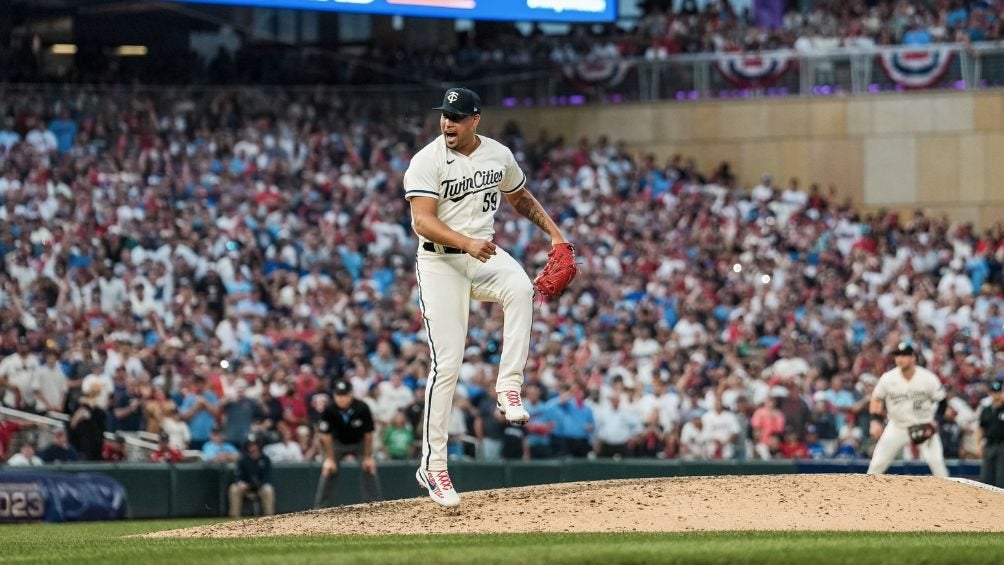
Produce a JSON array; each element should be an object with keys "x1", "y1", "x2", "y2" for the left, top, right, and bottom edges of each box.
[
  {"x1": 0, "y1": 84, "x2": 1001, "y2": 469},
  {"x1": 4, "y1": 1, "x2": 1003, "y2": 86}
]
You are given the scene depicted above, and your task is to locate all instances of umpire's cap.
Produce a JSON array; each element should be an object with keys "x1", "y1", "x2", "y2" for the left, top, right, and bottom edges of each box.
[
  {"x1": 433, "y1": 87, "x2": 481, "y2": 116},
  {"x1": 333, "y1": 380, "x2": 352, "y2": 396}
]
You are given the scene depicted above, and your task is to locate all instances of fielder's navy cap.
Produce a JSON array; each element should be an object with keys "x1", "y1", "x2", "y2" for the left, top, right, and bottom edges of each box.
[
  {"x1": 434, "y1": 87, "x2": 481, "y2": 116},
  {"x1": 893, "y1": 342, "x2": 915, "y2": 356},
  {"x1": 992, "y1": 380, "x2": 1003, "y2": 393}
]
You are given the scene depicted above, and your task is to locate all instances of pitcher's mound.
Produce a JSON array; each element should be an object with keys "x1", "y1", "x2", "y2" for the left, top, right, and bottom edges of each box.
[{"x1": 146, "y1": 474, "x2": 1004, "y2": 538}]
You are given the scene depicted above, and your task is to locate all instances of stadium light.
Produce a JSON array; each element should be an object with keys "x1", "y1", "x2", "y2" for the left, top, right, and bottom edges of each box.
[
  {"x1": 114, "y1": 45, "x2": 148, "y2": 56},
  {"x1": 50, "y1": 44, "x2": 78, "y2": 55}
]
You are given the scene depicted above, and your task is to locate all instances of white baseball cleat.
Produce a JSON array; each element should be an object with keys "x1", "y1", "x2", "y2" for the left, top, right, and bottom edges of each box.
[
  {"x1": 497, "y1": 390, "x2": 530, "y2": 425},
  {"x1": 416, "y1": 468, "x2": 461, "y2": 508}
]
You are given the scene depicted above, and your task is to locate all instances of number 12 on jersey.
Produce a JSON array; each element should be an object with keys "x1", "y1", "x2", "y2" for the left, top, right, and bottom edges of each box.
[{"x1": 482, "y1": 191, "x2": 499, "y2": 212}]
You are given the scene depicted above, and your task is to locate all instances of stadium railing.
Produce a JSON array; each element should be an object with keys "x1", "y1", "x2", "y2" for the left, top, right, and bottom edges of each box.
[
  {"x1": 4, "y1": 43, "x2": 1003, "y2": 114},
  {"x1": 0, "y1": 406, "x2": 158, "y2": 462}
]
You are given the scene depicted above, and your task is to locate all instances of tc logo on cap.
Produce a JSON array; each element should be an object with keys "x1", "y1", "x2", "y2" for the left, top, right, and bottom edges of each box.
[{"x1": 447, "y1": 91, "x2": 459, "y2": 103}]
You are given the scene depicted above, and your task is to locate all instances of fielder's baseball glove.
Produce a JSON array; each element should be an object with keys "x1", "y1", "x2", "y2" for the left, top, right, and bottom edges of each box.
[
  {"x1": 534, "y1": 243, "x2": 577, "y2": 300},
  {"x1": 907, "y1": 423, "x2": 936, "y2": 445}
]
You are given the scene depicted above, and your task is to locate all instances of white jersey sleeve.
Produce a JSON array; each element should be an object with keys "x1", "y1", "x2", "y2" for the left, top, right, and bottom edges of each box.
[
  {"x1": 499, "y1": 146, "x2": 526, "y2": 194},
  {"x1": 872, "y1": 373, "x2": 889, "y2": 401},
  {"x1": 403, "y1": 143, "x2": 442, "y2": 201}
]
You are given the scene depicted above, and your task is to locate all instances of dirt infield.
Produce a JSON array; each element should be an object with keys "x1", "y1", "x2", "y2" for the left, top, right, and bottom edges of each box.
[{"x1": 145, "y1": 474, "x2": 1004, "y2": 538}]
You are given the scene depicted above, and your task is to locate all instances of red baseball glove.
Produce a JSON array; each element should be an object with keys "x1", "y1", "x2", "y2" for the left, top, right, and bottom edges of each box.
[{"x1": 533, "y1": 243, "x2": 577, "y2": 300}]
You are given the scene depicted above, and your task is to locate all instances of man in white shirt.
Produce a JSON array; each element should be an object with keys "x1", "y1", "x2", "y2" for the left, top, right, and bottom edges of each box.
[
  {"x1": 33, "y1": 349, "x2": 68, "y2": 414},
  {"x1": 377, "y1": 372, "x2": 414, "y2": 413},
  {"x1": 702, "y1": 397, "x2": 741, "y2": 459},
  {"x1": 867, "y1": 342, "x2": 949, "y2": 477},
  {"x1": 263, "y1": 422, "x2": 304, "y2": 463},
  {"x1": 593, "y1": 394, "x2": 643, "y2": 458},
  {"x1": 672, "y1": 310, "x2": 706, "y2": 349},
  {"x1": 679, "y1": 411, "x2": 713, "y2": 460},
  {"x1": 750, "y1": 173, "x2": 776, "y2": 203},
  {"x1": 97, "y1": 267, "x2": 128, "y2": 314},
  {"x1": 635, "y1": 378, "x2": 681, "y2": 434},
  {"x1": 7, "y1": 442, "x2": 44, "y2": 466},
  {"x1": 0, "y1": 336, "x2": 41, "y2": 412}
]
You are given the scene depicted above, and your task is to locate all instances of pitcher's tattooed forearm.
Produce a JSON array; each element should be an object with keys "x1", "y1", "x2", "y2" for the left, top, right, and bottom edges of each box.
[{"x1": 513, "y1": 192, "x2": 549, "y2": 232}]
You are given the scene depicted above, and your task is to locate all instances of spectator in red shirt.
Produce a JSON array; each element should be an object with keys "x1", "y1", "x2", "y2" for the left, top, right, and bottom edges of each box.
[
  {"x1": 102, "y1": 434, "x2": 128, "y2": 462},
  {"x1": 0, "y1": 418, "x2": 34, "y2": 461},
  {"x1": 149, "y1": 432, "x2": 184, "y2": 463},
  {"x1": 751, "y1": 391, "x2": 786, "y2": 459},
  {"x1": 777, "y1": 430, "x2": 810, "y2": 459}
]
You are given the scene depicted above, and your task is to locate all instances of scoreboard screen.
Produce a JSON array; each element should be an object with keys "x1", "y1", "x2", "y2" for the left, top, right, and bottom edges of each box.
[{"x1": 167, "y1": 0, "x2": 618, "y2": 22}]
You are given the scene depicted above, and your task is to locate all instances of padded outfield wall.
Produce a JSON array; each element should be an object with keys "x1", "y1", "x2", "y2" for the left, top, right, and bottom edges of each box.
[
  {"x1": 4, "y1": 460, "x2": 982, "y2": 519},
  {"x1": 496, "y1": 91, "x2": 1004, "y2": 228}
]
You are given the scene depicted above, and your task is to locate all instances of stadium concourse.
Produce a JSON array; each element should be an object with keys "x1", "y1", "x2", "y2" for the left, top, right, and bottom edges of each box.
[{"x1": 0, "y1": 85, "x2": 1001, "y2": 470}]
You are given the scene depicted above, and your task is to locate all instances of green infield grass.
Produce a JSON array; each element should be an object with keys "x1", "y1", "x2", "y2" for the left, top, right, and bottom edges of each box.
[{"x1": 0, "y1": 519, "x2": 1001, "y2": 564}]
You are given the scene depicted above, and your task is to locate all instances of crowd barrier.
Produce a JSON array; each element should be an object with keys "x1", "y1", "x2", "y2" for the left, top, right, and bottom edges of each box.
[{"x1": 0, "y1": 459, "x2": 983, "y2": 519}]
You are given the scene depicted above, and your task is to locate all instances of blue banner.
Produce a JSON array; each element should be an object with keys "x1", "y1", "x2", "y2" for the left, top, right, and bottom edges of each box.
[
  {"x1": 0, "y1": 472, "x2": 127, "y2": 523},
  {"x1": 166, "y1": 0, "x2": 617, "y2": 22}
]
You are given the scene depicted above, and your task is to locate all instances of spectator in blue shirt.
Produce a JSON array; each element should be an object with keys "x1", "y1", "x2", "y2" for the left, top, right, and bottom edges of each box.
[
  {"x1": 201, "y1": 427, "x2": 240, "y2": 463},
  {"x1": 523, "y1": 383, "x2": 556, "y2": 459},
  {"x1": 547, "y1": 383, "x2": 595, "y2": 457},
  {"x1": 0, "y1": 117, "x2": 20, "y2": 154},
  {"x1": 805, "y1": 426, "x2": 827, "y2": 459},
  {"x1": 180, "y1": 376, "x2": 219, "y2": 450},
  {"x1": 902, "y1": 22, "x2": 932, "y2": 45},
  {"x1": 823, "y1": 375, "x2": 857, "y2": 430},
  {"x1": 47, "y1": 110, "x2": 77, "y2": 154}
]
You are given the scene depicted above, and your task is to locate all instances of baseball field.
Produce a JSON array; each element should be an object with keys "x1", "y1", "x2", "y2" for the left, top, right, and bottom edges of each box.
[{"x1": 3, "y1": 475, "x2": 1003, "y2": 564}]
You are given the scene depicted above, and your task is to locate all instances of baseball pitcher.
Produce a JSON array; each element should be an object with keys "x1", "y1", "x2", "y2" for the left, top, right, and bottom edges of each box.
[
  {"x1": 867, "y1": 342, "x2": 949, "y2": 477},
  {"x1": 404, "y1": 87, "x2": 574, "y2": 507}
]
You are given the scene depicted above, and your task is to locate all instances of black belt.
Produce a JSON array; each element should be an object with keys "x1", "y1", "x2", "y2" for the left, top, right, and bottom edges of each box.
[{"x1": 422, "y1": 242, "x2": 465, "y2": 254}]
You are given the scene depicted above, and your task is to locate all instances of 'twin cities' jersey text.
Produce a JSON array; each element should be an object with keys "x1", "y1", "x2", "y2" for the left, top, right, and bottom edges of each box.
[
  {"x1": 442, "y1": 169, "x2": 505, "y2": 201},
  {"x1": 404, "y1": 134, "x2": 526, "y2": 241}
]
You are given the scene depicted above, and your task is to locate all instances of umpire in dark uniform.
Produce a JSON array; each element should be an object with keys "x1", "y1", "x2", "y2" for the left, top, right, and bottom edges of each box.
[
  {"x1": 978, "y1": 379, "x2": 1004, "y2": 488},
  {"x1": 314, "y1": 380, "x2": 381, "y2": 507}
]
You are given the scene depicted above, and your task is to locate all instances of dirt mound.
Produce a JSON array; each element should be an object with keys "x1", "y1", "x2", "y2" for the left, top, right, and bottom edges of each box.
[{"x1": 145, "y1": 474, "x2": 1004, "y2": 538}]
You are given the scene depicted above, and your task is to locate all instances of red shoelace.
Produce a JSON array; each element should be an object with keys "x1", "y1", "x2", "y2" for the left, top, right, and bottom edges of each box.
[
  {"x1": 433, "y1": 470, "x2": 453, "y2": 491},
  {"x1": 503, "y1": 390, "x2": 522, "y2": 407}
]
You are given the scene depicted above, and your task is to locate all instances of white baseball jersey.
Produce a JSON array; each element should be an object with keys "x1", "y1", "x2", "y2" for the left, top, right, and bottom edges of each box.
[
  {"x1": 403, "y1": 134, "x2": 525, "y2": 241},
  {"x1": 403, "y1": 132, "x2": 535, "y2": 475},
  {"x1": 872, "y1": 366, "x2": 945, "y2": 427}
]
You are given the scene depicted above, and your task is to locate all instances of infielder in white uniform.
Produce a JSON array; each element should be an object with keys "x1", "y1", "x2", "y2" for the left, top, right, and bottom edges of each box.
[
  {"x1": 867, "y1": 342, "x2": 949, "y2": 477},
  {"x1": 404, "y1": 88, "x2": 569, "y2": 507}
]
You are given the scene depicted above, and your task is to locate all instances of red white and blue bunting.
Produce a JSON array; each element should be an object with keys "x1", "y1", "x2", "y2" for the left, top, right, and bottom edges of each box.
[
  {"x1": 715, "y1": 52, "x2": 794, "y2": 88},
  {"x1": 562, "y1": 58, "x2": 634, "y2": 88},
  {"x1": 878, "y1": 47, "x2": 954, "y2": 89}
]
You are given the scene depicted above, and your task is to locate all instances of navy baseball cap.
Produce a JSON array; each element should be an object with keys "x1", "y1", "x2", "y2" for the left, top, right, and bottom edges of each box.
[
  {"x1": 893, "y1": 342, "x2": 915, "y2": 356},
  {"x1": 333, "y1": 380, "x2": 352, "y2": 396},
  {"x1": 434, "y1": 88, "x2": 481, "y2": 116},
  {"x1": 992, "y1": 380, "x2": 1003, "y2": 393}
]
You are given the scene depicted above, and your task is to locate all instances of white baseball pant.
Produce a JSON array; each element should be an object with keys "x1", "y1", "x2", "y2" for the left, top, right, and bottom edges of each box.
[
  {"x1": 867, "y1": 422, "x2": 949, "y2": 477},
  {"x1": 416, "y1": 246, "x2": 534, "y2": 472}
]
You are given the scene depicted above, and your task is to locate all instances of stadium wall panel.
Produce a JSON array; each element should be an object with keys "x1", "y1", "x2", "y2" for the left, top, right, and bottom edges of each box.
[
  {"x1": 498, "y1": 91, "x2": 1004, "y2": 227},
  {"x1": 36, "y1": 459, "x2": 982, "y2": 518}
]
